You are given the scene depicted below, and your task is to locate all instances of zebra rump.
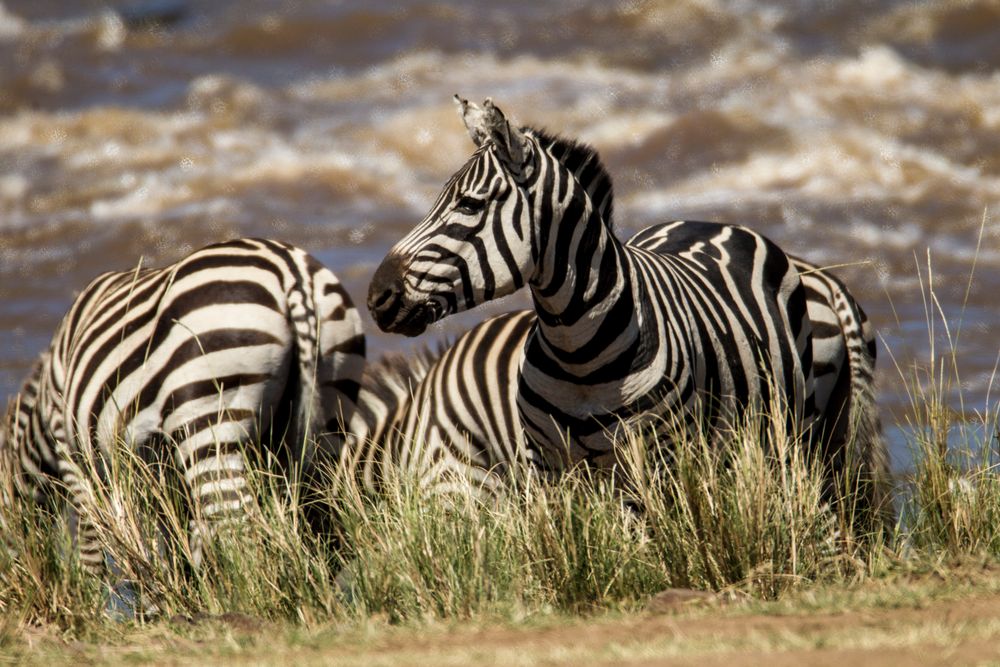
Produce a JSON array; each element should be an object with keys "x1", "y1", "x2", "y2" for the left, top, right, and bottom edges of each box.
[{"x1": 0, "y1": 237, "x2": 365, "y2": 571}]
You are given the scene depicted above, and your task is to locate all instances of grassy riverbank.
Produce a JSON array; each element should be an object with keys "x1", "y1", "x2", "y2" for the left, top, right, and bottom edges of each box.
[{"x1": 3, "y1": 275, "x2": 999, "y2": 664}]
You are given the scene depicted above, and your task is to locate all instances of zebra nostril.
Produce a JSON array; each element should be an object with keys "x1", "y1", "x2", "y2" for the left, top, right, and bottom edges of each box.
[
  {"x1": 367, "y1": 283, "x2": 404, "y2": 330},
  {"x1": 372, "y1": 288, "x2": 394, "y2": 310},
  {"x1": 368, "y1": 253, "x2": 408, "y2": 318}
]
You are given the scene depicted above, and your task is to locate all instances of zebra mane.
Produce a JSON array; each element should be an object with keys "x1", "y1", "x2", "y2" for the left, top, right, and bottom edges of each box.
[{"x1": 529, "y1": 128, "x2": 615, "y2": 230}]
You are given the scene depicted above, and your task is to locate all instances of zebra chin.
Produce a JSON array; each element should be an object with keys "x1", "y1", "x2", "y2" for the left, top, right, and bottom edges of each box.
[{"x1": 379, "y1": 301, "x2": 442, "y2": 337}]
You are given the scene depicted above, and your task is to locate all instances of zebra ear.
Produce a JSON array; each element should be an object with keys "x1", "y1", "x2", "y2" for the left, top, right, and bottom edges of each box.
[
  {"x1": 455, "y1": 95, "x2": 529, "y2": 169},
  {"x1": 455, "y1": 95, "x2": 489, "y2": 147},
  {"x1": 480, "y1": 98, "x2": 529, "y2": 169}
]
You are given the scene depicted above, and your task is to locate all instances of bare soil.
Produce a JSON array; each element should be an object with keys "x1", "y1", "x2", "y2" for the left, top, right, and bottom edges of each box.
[
  {"x1": 9, "y1": 577, "x2": 1000, "y2": 665},
  {"x1": 319, "y1": 593, "x2": 1000, "y2": 666}
]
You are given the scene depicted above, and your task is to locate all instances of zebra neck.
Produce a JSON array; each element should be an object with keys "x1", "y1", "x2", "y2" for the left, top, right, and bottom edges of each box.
[{"x1": 526, "y1": 195, "x2": 653, "y2": 387}]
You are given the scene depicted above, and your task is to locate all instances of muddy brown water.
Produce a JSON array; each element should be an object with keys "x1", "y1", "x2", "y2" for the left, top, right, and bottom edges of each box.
[{"x1": 2, "y1": 1, "x2": 1000, "y2": 469}]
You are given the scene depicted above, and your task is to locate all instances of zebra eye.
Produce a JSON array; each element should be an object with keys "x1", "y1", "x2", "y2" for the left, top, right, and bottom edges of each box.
[{"x1": 454, "y1": 196, "x2": 485, "y2": 216}]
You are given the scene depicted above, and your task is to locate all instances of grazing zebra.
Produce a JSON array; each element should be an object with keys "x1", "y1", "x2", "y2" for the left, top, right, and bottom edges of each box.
[
  {"x1": 337, "y1": 319, "x2": 525, "y2": 498},
  {"x1": 368, "y1": 97, "x2": 888, "y2": 521},
  {"x1": 342, "y1": 345, "x2": 441, "y2": 493},
  {"x1": 0, "y1": 238, "x2": 365, "y2": 571}
]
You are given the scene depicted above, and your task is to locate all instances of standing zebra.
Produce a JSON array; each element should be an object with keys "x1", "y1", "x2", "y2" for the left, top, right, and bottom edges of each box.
[
  {"x1": 0, "y1": 238, "x2": 365, "y2": 571},
  {"x1": 368, "y1": 282, "x2": 885, "y2": 520},
  {"x1": 368, "y1": 97, "x2": 888, "y2": 520}
]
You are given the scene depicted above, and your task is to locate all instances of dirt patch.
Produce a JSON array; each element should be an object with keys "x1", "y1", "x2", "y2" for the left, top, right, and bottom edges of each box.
[
  {"x1": 9, "y1": 575, "x2": 1000, "y2": 666},
  {"x1": 321, "y1": 592, "x2": 1000, "y2": 666},
  {"x1": 169, "y1": 611, "x2": 265, "y2": 634}
]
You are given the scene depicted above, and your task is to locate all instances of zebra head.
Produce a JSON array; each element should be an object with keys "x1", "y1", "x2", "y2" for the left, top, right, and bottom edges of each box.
[{"x1": 368, "y1": 96, "x2": 538, "y2": 336}]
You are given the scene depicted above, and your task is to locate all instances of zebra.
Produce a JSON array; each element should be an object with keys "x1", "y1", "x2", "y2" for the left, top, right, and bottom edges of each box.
[
  {"x1": 367, "y1": 97, "x2": 888, "y2": 522},
  {"x1": 337, "y1": 322, "x2": 525, "y2": 499},
  {"x1": 341, "y1": 345, "x2": 442, "y2": 494},
  {"x1": 0, "y1": 237, "x2": 366, "y2": 572}
]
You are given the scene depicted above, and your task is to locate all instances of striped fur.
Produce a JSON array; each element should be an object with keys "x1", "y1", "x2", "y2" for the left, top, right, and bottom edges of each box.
[
  {"x1": 369, "y1": 97, "x2": 815, "y2": 470},
  {"x1": 792, "y1": 258, "x2": 889, "y2": 524},
  {"x1": 334, "y1": 313, "x2": 533, "y2": 500},
  {"x1": 368, "y1": 97, "x2": 888, "y2": 522},
  {"x1": 0, "y1": 238, "x2": 365, "y2": 571},
  {"x1": 371, "y1": 288, "x2": 887, "y2": 520},
  {"x1": 343, "y1": 346, "x2": 442, "y2": 493},
  {"x1": 388, "y1": 310, "x2": 536, "y2": 495}
]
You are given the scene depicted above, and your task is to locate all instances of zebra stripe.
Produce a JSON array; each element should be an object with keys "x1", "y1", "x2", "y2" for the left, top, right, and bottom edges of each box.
[
  {"x1": 369, "y1": 97, "x2": 814, "y2": 469},
  {"x1": 0, "y1": 238, "x2": 365, "y2": 571},
  {"x1": 390, "y1": 310, "x2": 535, "y2": 494},
  {"x1": 342, "y1": 346, "x2": 440, "y2": 493},
  {"x1": 333, "y1": 310, "x2": 532, "y2": 500}
]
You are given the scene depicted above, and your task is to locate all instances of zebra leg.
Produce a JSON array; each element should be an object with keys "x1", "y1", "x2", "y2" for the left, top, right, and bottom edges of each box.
[
  {"x1": 65, "y1": 494, "x2": 105, "y2": 574},
  {"x1": 51, "y1": 437, "x2": 108, "y2": 575},
  {"x1": 170, "y1": 416, "x2": 258, "y2": 569}
]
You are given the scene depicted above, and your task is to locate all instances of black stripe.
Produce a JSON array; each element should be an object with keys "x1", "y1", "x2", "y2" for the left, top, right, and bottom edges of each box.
[
  {"x1": 811, "y1": 320, "x2": 844, "y2": 340},
  {"x1": 322, "y1": 379, "x2": 361, "y2": 403},
  {"x1": 162, "y1": 373, "x2": 272, "y2": 412},
  {"x1": 125, "y1": 328, "x2": 285, "y2": 424},
  {"x1": 85, "y1": 282, "x2": 283, "y2": 427},
  {"x1": 328, "y1": 333, "x2": 365, "y2": 356}
]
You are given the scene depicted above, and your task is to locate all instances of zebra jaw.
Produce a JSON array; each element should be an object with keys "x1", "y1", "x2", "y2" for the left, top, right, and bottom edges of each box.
[
  {"x1": 383, "y1": 301, "x2": 439, "y2": 337},
  {"x1": 367, "y1": 283, "x2": 444, "y2": 337}
]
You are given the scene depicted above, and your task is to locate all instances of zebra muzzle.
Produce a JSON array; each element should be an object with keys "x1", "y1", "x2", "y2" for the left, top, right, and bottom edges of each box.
[
  {"x1": 375, "y1": 300, "x2": 433, "y2": 336},
  {"x1": 368, "y1": 253, "x2": 439, "y2": 336},
  {"x1": 368, "y1": 282, "x2": 434, "y2": 336},
  {"x1": 368, "y1": 253, "x2": 407, "y2": 330}
]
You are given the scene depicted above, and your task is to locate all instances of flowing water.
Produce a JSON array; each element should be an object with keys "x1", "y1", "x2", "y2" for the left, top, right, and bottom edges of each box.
[{"x1": 2, "y1": 0, "x2": 1000, "y2": 468}]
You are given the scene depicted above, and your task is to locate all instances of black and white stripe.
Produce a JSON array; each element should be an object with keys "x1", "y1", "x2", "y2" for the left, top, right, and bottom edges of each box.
[
  {"x1": 388, "y1": 310, "x2": 535, "y2": 494},
  {"x1": 338, "y1": 315, "x2": 529, "y2": 498},
  {"x1": 366, "y1": 284, "x2": 885, "y2": 516},
  {"x1": 368, "y1": 97, "x2": 887, "y2": 519},
  {"x1": 0, "y1": 238, "x2": 365, "y2": 571},
  {"x1": 342, "y1": 345, "x2": 441, "y2": 493}
]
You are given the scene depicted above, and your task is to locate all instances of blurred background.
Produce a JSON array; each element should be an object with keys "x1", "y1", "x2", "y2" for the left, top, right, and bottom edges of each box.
[{"x1": 1, "y1": 0, "x2": 999, "y2": 467}]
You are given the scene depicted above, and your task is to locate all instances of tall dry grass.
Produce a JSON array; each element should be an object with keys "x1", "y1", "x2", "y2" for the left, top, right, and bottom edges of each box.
[
  {"x1": 0, "y1": 395, "x2": 883, "y2": 634},
  {"x1": 889, "y1": 245, "x2": 1000, "y2": 558}
]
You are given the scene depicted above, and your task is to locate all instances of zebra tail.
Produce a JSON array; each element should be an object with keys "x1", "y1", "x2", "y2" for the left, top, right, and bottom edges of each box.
[
  {"x1": 833, "y1": 294, "x2": 892, "y2": 530},
  {"x1": 289, "y1": 258, "x2": 366, "y2": 480}
]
